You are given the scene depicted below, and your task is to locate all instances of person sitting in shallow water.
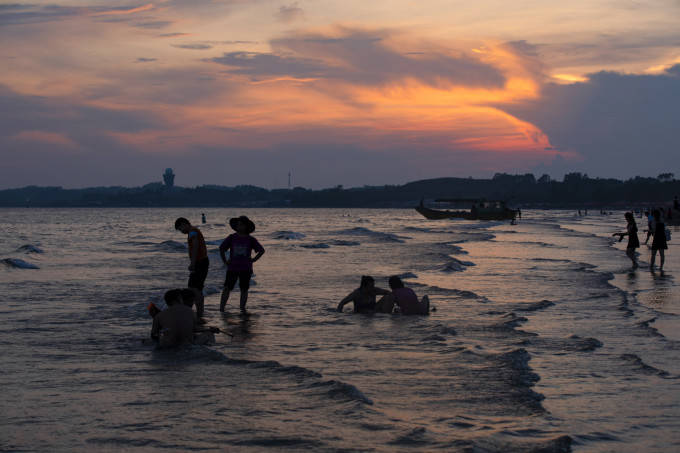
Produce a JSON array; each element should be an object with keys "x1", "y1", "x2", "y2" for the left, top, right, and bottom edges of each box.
[
  {"x1": 337, "y1": 276, "x2": 390, "y2": 313},
  {"x1": 150, "y1": 289, "x2": 196, "y2": 347},
  {"x1": 377, "y1": 276, "x2": 430, "y2": 315}
]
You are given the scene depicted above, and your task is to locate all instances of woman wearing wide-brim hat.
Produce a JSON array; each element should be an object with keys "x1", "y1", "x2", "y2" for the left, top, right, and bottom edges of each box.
[{"x1": 219, "y1": 216, "x2": 265, "y2": 312}]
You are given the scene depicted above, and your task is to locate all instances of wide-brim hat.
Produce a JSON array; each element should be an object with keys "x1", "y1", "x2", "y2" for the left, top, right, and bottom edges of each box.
[{"x1": 229, "y1": 215, "x2": 255, "y2": 234}]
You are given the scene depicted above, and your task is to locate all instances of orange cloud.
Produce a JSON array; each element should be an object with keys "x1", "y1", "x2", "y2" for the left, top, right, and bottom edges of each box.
[{"x1": 92, "y1": 3, "x2": 155, "y2": 16}]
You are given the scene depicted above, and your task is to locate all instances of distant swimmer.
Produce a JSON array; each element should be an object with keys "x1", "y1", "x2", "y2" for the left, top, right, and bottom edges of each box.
[
  {"x1": 219, "y1": 216, "x2": 265, "y2": 313},
  {"x1": 613, "y1": 212, "x2": 639, "y2": 268},
  {"x1": 337, "y1": 276, "x2": 390, "y2": 314},
  {"x1": 381, "y1": 276, "x2": 430, "y2": 315},
  {"x1": 150, "y1": 289, "x2": 196, "y2": 347},
  {"x1": 650, "y1": 209, "x2": 668, "y2": 271},
  {"x1": 175, "y1": 217, "x2": 209, "y2": 319},
  {"x1": 202, "y1": 213, "x2": 207, "y2": 224}
]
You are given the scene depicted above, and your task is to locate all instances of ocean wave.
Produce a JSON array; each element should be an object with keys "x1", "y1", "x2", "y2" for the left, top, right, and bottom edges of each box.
[
  {"x1": 516, "y1": 300, "x2": 555, "y2": 312},
  {"x1": 17, "y1": 244, "x2": 44, "y2": 254},
  {"x1": 189, "y1": 348, "x2": 375, "y2": 405},
  {"x1": 620, "y1": 354, "x2": 673, "y2": 378},
  {"x1": 310, "y1": 379, "x2": 373, "y2": 405},
  {"x1": 2, "y1": 258, "x2": 39, "y2": 269},
  {"x1": 157, "y1": 240, "x2": 186, "y2": 251},
  {"x1": 328, "y1": 239, "x2": 360, "y2": 246},
  {"x1": 389, "y1": 427, "x2": 428, "y2": 446},
  {"x1": 452, "y1": 232, "x2": 496, "y2": 243},
  {"x1": 426, "y1": 285, "x2": 488, "y2": 301},
  {"x1": 441, "y1": 257, "x2": 475, "y2": 273},
  {"x1": 636, "y1": 318, "x2": 664, "y2": 337},
  {"x1": 336, "y1": 227, "x2": 408, "y2": 243},
  {"x1": 300, "y1": 243, "x2": 330, "y2": 249},
  {"x1": 521, "y1": 335, "x2": 603, "y2": 352},
  {"x1": 498, "y1": 348, "x2": 541, "y2": 386},
  {"x1": 397, "y1": 272, "x2": 418, "y2": 279},
  {"x1": 272, "y1": 230, "x2": 306, "y2": 240}
]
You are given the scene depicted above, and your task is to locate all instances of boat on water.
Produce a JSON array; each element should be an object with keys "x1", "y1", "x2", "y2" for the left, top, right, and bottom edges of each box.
[{"x1": 415, "y1": 198, "x2": 517, "y2": 221}]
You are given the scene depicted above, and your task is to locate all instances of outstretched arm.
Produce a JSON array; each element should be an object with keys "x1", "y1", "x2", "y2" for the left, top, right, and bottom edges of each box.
[
  {"x1": 337, "y1": 290, "x2": 357, "y2": 312},
  {"x1": 374, "y1": 287, "x2": 391, "y2": 296}
]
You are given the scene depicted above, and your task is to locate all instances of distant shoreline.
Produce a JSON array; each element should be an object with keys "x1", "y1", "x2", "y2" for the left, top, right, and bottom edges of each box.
[{"x1": 1, "y1": 173, "x2": 678, "y2": 208}]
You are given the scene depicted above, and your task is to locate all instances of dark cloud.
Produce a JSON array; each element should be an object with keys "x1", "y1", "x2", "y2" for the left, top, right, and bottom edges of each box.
[
  {"x1": 210, "y1": 28, "x2": 506, "y2": 88},
  {"x1": 275, "y1": 3, "x2": 304, "y2": 23},
  {"x1": 173, "y1": 43, "x2": 213, "y2": 50},
  {"x1": 666, "y1": 63, "x2": 680, "y2": 77},
  {"x1": 538, "y1": 32, "x2": 680, "y2": 70},
  {"x1": 0, "y1": 4, "x2": 81, "y2": 25},
  {"x1": 159, "y1": 32, "x2": 190, "y2": 38},
  {"x1": 209, "y1": 52, "x2": 330, "y2": 78},
  {"x1": 0, "y1": 83, "x2": 159, "y2": 144},
  {"x1": 502, "y1": 69, "x2": 680, "y2": 179},
  {"x1": 136, "y1": 57, "x2": 157, "y2": 63}
]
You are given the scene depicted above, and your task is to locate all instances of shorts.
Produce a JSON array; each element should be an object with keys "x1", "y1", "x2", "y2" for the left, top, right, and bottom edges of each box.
[
  {"x1": 188, "y1": 258, "x2": 209, "y2": 290},
  {"x1": 224, "y1": 270, "x2": 252, "y2": 291}
]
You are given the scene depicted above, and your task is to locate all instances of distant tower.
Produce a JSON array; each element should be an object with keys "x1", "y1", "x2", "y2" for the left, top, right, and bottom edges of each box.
[
  {"x1": 288, "y1": 171, "x2": 292, "y2": 189},
  {"x1": 163, "y1": 168, "x2": 175, "y2": 188}
]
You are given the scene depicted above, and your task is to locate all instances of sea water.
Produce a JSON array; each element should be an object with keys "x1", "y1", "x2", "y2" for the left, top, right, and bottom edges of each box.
[{"x1": 0, "y1": 208, "x2": 678, "y2": 452}]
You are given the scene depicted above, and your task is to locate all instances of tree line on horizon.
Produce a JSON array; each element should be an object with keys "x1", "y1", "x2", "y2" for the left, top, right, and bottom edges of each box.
[{"x1": 0, "y1": 172, "x2": 677, "y2": 208}]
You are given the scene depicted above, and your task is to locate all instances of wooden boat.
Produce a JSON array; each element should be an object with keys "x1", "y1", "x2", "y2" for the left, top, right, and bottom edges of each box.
[{"x1": 415, "y1": 198, "x2": 517, "y2": 221}]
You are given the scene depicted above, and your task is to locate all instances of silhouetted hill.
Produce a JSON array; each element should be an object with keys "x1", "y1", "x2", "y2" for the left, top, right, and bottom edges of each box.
[{"x1": 0, "y1": 173, "x2": 678, "y2": 208}]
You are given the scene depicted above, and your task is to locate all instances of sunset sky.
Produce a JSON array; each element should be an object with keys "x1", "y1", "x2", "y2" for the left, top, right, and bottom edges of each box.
[{"x1": 1, "y1": 0, "x2": 679, "y2": 188}]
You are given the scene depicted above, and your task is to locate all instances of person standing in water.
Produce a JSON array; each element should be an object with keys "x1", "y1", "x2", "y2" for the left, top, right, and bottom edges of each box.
[
  {"x1": 650, "y1": 209, "x2": 668, "y2": 270},
  {"x1": 175, "y1": 217, "x2": 209, "y2": 319},
  {"x1": 614, "y1": 212, "x2": 640, "y2": 268},
  {"x1": 219, "y1": 216, "x2": 265, "y2": 313}
]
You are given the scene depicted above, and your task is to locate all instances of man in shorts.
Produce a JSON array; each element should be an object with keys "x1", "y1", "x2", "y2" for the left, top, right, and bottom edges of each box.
[
  {"x1": 219, "y1": 216, "x2": 265, "y2": 313},
  {"x1": 175, "y1": 217, "x2": 209, "y2": 318}
]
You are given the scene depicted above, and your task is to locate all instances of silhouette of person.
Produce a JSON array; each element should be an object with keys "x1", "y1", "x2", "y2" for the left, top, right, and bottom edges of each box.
[
  {"x1": 337, "y1": 276, "x2": 390, "y2": 313},
  {"x1": 150, "y1": 289, "x2": 196, "y2": 347},
  {"x1": 613, "y1": 212, "x2": 639, "y2": 268},
  {"x1": 219, "y1": 216, "x2": 265, "y2": 313},
  {"x1": 650, "y1": 209, "x2": 668, "y2": 270},
  {"x1": 174, "y1": 217, "x2": 209, "y2": 318}
]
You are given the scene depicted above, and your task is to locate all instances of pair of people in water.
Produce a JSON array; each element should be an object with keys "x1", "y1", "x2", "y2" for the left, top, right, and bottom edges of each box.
[
  {"x1": 616, "y1": 209, "x2": 668, "y2": 269},
  {"x1": 337, "y1": 275, "x2": 430, "y2": 315},
  {"x1": 174, "y1": 215, "x2": 265, "y2": 316}
]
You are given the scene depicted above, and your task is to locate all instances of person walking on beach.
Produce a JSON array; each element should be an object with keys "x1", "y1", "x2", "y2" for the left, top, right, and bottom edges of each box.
[
  {"x1": 337, "y1": 276, "x2": 390, "y2": 313},
  {"x1": 175, "y1": 217, "x2": 209, "y2": 318},
  {"x1": 644, "y1": 211, "x2": 655, "y2": 245},
  {"x1": 614, "y1": 212, "x2": 640, "y2": 268},
  {"x1": 650, "y1": 209, "x2": 668, "y2": 270},
  {"x1": 219, "y1": 216, "x2": 265, "y2": 313}
]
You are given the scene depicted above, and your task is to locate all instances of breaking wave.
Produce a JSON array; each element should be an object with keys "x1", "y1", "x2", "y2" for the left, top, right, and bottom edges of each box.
[
  {"x1": 2, "y1": 258, "x2": 39, "y2": 269},
  {"x1": 272, "y1": 230, "x2": 306, "y2": 240},
  {"x1": 336, "y1": 227, "x2": 408, "y2": 243},
  {"x1": 17, "y1": 244, "x2": 44, "y2": 254}
]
